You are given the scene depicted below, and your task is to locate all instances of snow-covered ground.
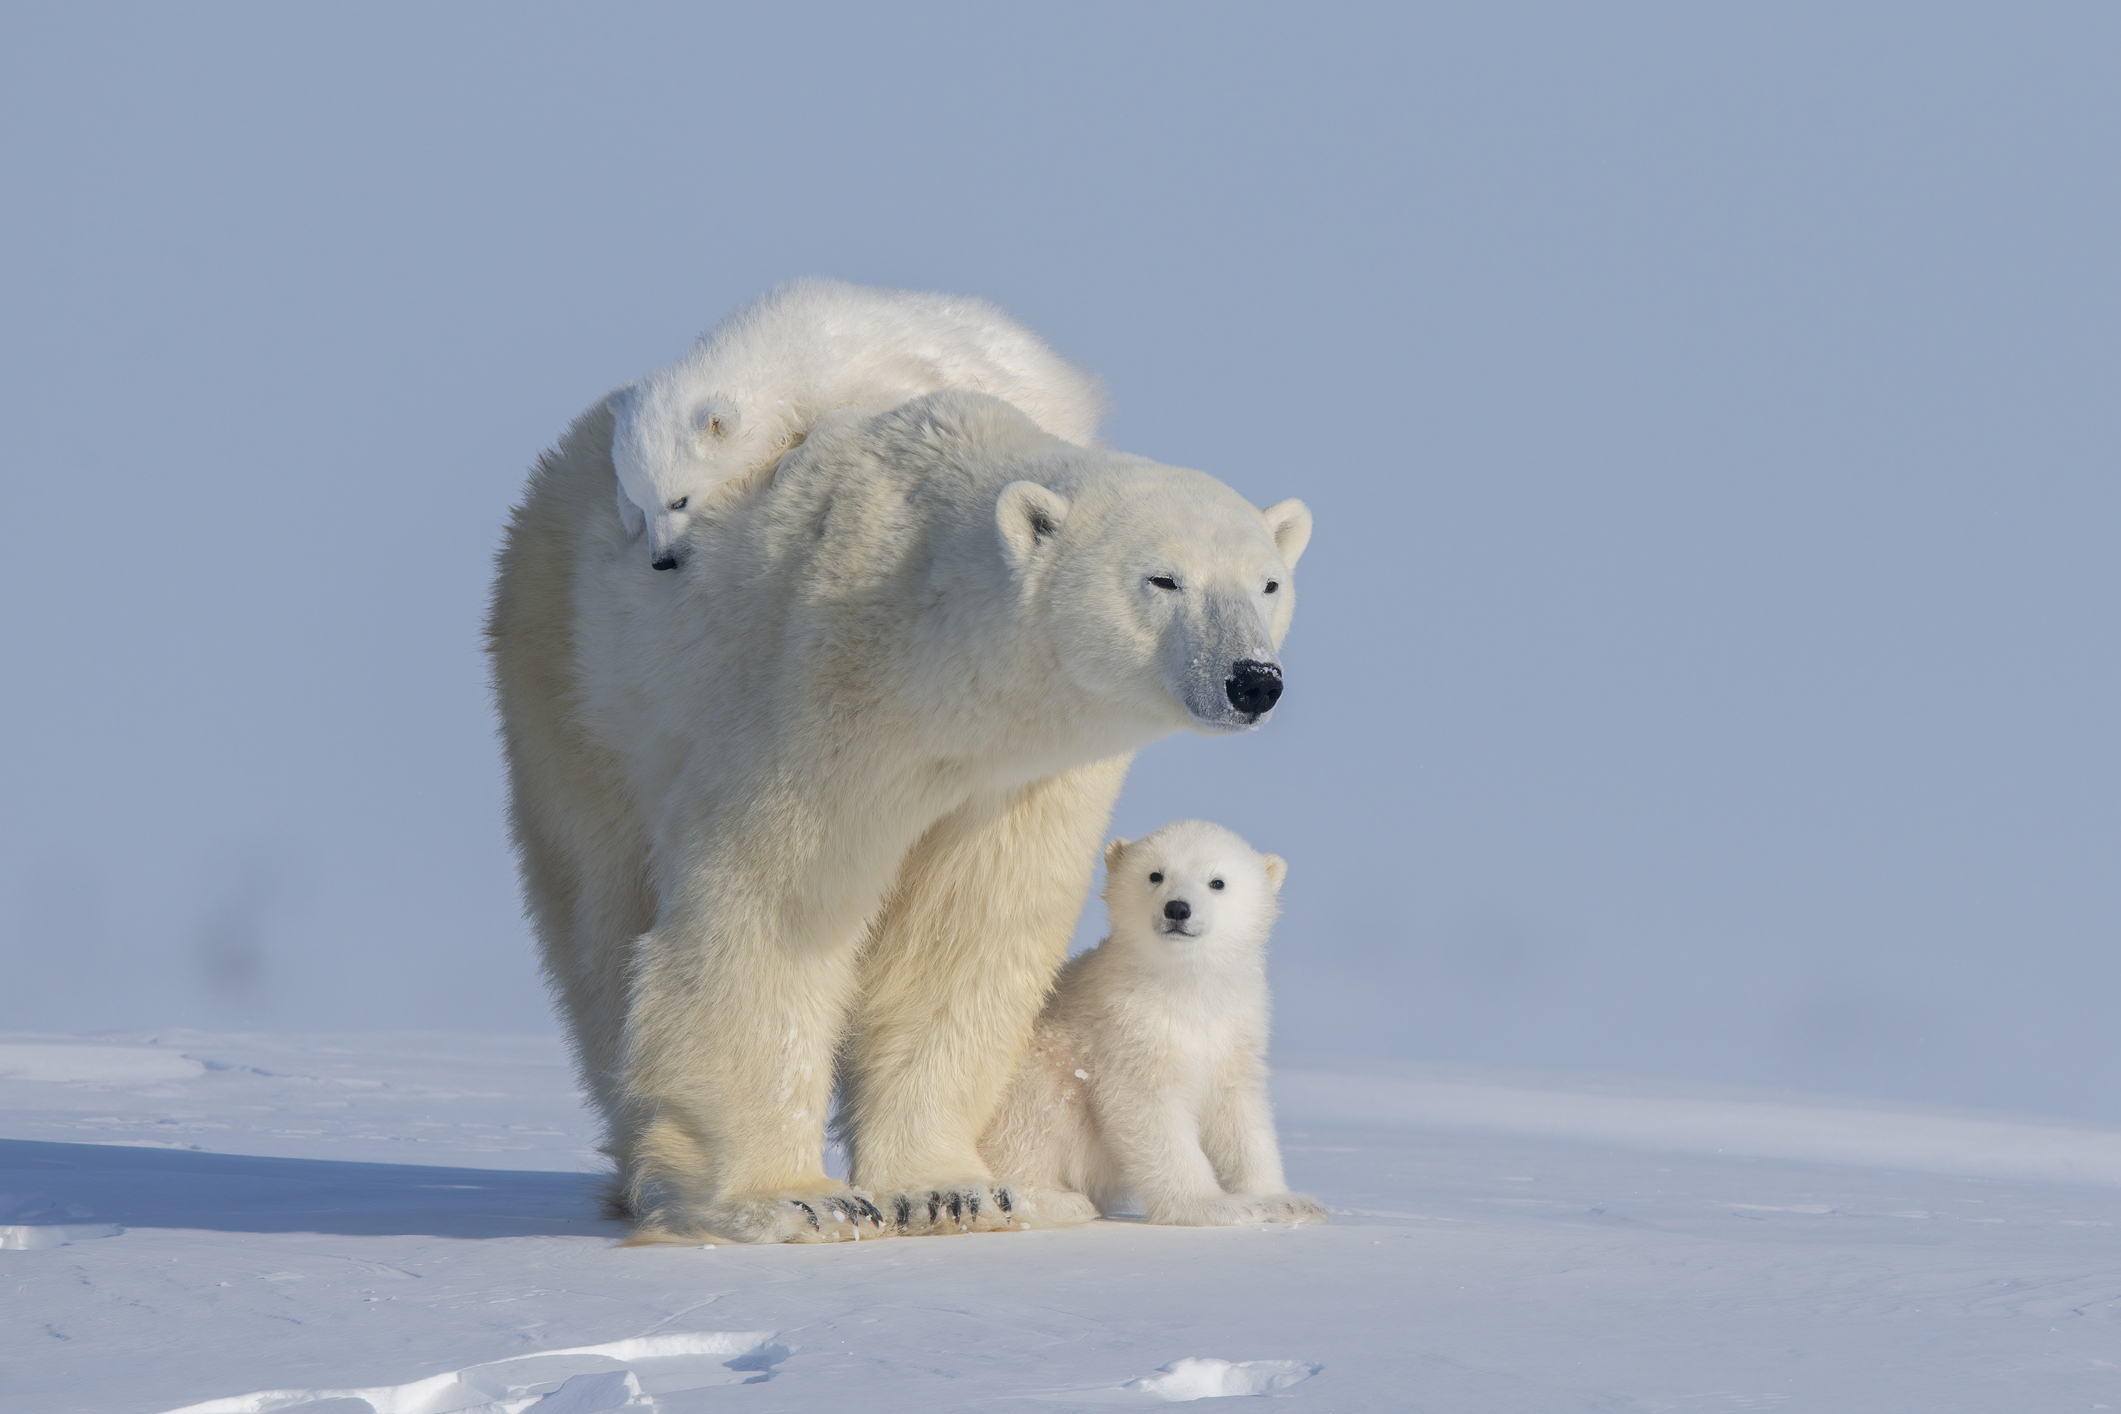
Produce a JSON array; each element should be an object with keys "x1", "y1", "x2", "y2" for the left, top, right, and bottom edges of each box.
[{"x1": 4, "y1": 1033, "x2": 2118, "y2": 1413}]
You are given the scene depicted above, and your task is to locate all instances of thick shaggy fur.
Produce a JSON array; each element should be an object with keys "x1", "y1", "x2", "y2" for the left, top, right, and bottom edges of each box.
[
  {"x1": 608, "y1": 279, "x2": 1104, "y2": 567},
  {"x1": 489, "y1": 387, "x2": 1312, "y2": 1244},
  {"x1": 981, "y1": 821, "x2": 1327, "y2": 1226}
]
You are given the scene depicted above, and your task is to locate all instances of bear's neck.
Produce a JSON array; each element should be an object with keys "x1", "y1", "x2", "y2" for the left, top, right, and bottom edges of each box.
[{"x1": 898, "y1": 582, "x2": 1171, "y2": 787}]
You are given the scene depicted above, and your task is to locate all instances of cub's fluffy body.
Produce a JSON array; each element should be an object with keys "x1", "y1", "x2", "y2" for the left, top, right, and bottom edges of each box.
[
  {"x1": 982, "y1": 820, "x2": 1327, "y2": 1226},
  {"x1": 608, "y1": 279, "x2": 1104, "y2": 567}
]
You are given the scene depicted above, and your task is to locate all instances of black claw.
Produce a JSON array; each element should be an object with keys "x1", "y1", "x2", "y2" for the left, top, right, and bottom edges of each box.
[
  {"x1": 894, "y1": 1195, "x2": 913, "y2": 1228},
  {"x1": 855, "y1": 1197, "x2": 885, "y2": 1226},
  {"x1": 927, "y1": 1192, "x2": 942, "y2": 1224},
  {"x1": 946, "y1": 1192, "x2": 963, "y2": 1221},
  {"x1": 791, "y1": 1200, "x2": 821, "y2": 1231},
  {"x1": 966, "y1": 1189, "x2": 981, "y2": 1220},
  {"x1": 995, "y1": 1186, "x2": 1013, "y2": 1215},
  {"x1": 826, "y1": 1197, "x2": 852, "y2": 1220}
]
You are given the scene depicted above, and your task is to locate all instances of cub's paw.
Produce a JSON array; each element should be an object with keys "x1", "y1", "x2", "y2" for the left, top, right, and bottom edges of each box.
[
  {"x1": 1147, "y1": 1192, "x2": 1325, "y2": 1227},
  {"x1": 624, "y1": 1189, "x2": 891, "y2": 1246},
  {"x1": 1259, "y1": 1191, "x2": 1330, "y2": 1225}
]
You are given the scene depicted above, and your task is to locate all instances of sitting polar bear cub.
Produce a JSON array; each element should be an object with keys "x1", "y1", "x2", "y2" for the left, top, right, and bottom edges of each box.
[
  {"x1": 981, "y1": 820, "x2": 1328, "y2": 1227},
  {"x1": 607, "y1": 278, "x2": 1104, "y2": 570}
]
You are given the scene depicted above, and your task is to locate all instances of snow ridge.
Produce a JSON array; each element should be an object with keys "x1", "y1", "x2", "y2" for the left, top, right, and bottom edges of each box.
[
  {"x1": 1124, "y1": 1357, "x2": 1321, "y2": 1400},
  {"x1": 157, "y1": 1330, "x2": 785, "y2": 1414}
]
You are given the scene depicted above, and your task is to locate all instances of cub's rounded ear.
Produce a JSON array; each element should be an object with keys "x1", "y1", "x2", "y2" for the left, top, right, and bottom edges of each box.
[
  {"x1": 693, "y1": 398, "x2": 741, "y2": 442},
  {"x1": 1104, "y1": 838, "x2": 1131, "y2": 872},
  {"x1": 996, "y1": 481, "x2": 1072, "y2": 570},
  {"x1": 1260, "y1": 498, "x2": 1312, "y2": 569},
  {"x1": 1261, "y1": 853, "x2": 1288, "y2": 893},
  {"x1": 604, "y1": 384, "x2": 639, "y2": 422}
]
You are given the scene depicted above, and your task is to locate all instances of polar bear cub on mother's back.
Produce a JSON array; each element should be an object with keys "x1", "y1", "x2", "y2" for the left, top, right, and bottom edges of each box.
[
  {"x1": 981, "y1": 820, "x2": 1327, "y2": 1226},
  {"x1": 607, "y1": 278, "x2": 1104, "y2": 570}
]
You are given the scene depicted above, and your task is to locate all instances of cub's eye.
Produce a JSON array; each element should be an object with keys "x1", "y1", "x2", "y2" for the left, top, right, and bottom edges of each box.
[
  {"x1": 1210, "y1": 879, "x2": 1225, "y2": 890},
  {"x1": 669, "y1": 496, "x2": 688, "y2": 511},
  {"x1": 1148, "y1": 575, "x2": 1179, "y2": 591},
  {"x1": 1264, "y1": 580, "x2": 1279, "y2": 594},
  {"x1": 1148, "y1": 871, "x2": 1163, "y2": 883}
]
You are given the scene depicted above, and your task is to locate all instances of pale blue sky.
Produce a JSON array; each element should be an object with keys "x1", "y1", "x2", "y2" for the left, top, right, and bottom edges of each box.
[{"x1": 2, "y1": 4, "x2": 2114, "y2": 1119}]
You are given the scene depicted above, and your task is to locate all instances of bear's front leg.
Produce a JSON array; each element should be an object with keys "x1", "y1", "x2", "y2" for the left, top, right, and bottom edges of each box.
[
  {"x1": 837, "y1": 759, "x2": 1129, "y2": 1231},
  {"x1": 613, "y1": 867, "x2": 893, "y2": 1245}
]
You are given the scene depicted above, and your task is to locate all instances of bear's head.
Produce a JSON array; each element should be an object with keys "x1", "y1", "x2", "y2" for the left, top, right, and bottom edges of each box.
[
  {"x1": 607, "y1": 381, "x2": 755, "y2": 571},
  {"x1": 996, "y1": 451, "x2": 1312, "y2": 736},
  {"x1": 1102, "y1": 821, "x2": 1287, "y2": 958}
]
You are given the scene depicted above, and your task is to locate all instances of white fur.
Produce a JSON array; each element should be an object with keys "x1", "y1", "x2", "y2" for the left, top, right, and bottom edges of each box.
[
  {"x1": 488, "y1": 386, "x2": 1313, "y2": 1244},
  {"x1": 980, "y1": 820, "x2": 1328, "y2": 1227},
  {"x1": 607, "y1": 278, "x2": 1105, "y2": 567}
]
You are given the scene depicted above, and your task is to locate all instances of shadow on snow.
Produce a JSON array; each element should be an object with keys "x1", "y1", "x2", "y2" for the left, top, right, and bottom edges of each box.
[{"x1": 0, "y1": 1138, "x2": 620, "y2": 1241}]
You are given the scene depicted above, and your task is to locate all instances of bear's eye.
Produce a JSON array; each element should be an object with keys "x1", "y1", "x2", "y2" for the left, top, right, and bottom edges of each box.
[
  {"x1": 1148, "y1": 575, "x2": 1179, "y2": 591},
  {"x1": 669, "y1": 496, "x2": 688, "y2": 511},
  {"x1": 1264, "y1": 580, "x2": 1279, "y2": 594},
  {"x1": 1210, "y1": 878, "x2": 1225, "y2": 890},
  {"x1": 1148, "y1": 871, "x2": 1163, "y2": 883}
]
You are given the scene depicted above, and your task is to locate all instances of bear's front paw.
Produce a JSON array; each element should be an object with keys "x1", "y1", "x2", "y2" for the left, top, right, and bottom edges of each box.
[
  {"x1": 624, "y1": 1188, "x2": 892, "y2": 1245},
  {"x1": 988, "y1": 1183, "x2": 1099, "y2": 1229},
  {"x1": 873, "y1": 1181, "x2": 1093, "y2": 1235},
  {"x1": 881, "y1": 1183, "x2": 1012, "y2": 1235},
  {"x1": 1146, "y1": 1192, "x2": 1324, "y2": 1227}
]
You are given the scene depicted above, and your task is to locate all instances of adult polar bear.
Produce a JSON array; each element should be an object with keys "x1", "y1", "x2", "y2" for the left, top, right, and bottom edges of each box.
[{"x1": 490, "y1": 385, "x2": 1311, "y2": 1245}]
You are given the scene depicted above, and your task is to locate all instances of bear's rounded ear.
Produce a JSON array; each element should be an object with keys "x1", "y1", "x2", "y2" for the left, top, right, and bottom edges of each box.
[
  {"x1": 693, "y1": 398, "x2": 741, "y2": 442},
  {"x1": 1104, "y1": 838, "x2": 1131, "y2": 872},
  {"x1": 1261, "y1": 499, "x2": 1312, "y2": 569},
  {"x1": 996, "y1": 481, "x2": 1072, "y2": 571},
  {"x1": 1261, "y1": 853, "x2": 1288, "y2": 893}
]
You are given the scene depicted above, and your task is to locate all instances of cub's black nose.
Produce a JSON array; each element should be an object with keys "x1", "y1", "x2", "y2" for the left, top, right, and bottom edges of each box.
[
  {"x1": 1164, "y1": 899, "x2": 1191, "y2": 921},
  {"x1": 651, "y1": 556, "x2": 679, "y2": 572},
  {"x1": 1225, "y1": 659, "x2": 1283, "y2": 716}
]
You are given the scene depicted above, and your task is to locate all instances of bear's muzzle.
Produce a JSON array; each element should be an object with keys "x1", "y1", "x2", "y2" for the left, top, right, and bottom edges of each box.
[{"x1": 1224, "y1": 660, "x2": 1283, "y2": 719}]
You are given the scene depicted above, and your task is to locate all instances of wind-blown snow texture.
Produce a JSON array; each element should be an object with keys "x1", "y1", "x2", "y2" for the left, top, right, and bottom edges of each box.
[{"x1": 4, "y1": 1034, "x2": 2119, "y2": 1412}]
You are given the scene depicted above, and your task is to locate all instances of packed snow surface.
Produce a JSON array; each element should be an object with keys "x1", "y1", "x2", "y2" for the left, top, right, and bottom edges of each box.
[{"x1": 3, "y1": 1033, "x2": 2118, "y2": 1412}]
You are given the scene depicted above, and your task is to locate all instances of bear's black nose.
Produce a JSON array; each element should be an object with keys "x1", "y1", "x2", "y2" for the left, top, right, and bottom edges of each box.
[
  {"x1": 1225, "y1": 659, "x2": 1283, "y2": 716},
  {"x1": 651, "y1": 556, "x2": 679, "y2": 572},
  {"x1": 1164, "y1": 899, "x2": 1191, "y2": 921}
]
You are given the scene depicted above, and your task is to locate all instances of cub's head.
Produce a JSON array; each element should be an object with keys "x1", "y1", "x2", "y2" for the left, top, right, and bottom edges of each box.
[
  {"x1": 997, "y1": 452, "x2": 1311, "y2": 736},
  {"x1": 607, "y1": 381, "x2": 754, "y2": 571},
  {"x1": 1102, "y1": 820, "x2": 1287, "y2": 956}
]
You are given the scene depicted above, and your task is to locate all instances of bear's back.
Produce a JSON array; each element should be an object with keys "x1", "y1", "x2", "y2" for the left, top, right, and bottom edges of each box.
[
  {"x1": 698, "y1": 389, "x2": 1076, "y2": 589},
  {"x1": 489, "y1": 398, "x2": 623, "y2": 707}
]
